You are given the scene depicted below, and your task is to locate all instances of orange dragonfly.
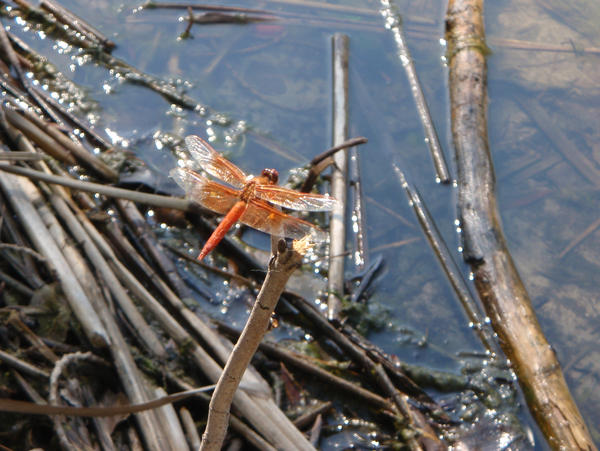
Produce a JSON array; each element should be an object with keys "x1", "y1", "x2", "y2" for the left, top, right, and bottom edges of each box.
[{"x1": 170, "y1": 135, "x2": 337, "y2": 261}]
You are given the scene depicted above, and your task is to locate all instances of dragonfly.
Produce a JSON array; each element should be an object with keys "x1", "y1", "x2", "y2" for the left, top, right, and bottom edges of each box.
[{"x1": 170, "y1": 135, "x2": 338, "y2": 261}]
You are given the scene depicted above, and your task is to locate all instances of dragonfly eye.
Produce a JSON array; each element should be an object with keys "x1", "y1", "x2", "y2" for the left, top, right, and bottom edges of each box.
[{"x1": 262, "y1": 168, "x2": 279, "y2": 184}]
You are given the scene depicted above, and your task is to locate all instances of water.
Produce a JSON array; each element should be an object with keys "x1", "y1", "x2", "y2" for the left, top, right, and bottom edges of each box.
[{"x1": 6, "y1": 0, "x2": 598, "y2": 447}]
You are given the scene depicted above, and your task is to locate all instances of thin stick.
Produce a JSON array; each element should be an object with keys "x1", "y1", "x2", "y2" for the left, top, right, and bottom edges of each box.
[
  {"x1": 143, "y1": 1, "x2": 272, "y2": 15},
  {"x1": 327, "y1": 33, "x2": 349, "y2": 320},
  {"x1": 0, "y1": 348, "x2": 49, "y2": 379},
  {"x1": 515, "y1": 95, "x2": 600, "y2": 189},
  {"x1": 310, "y1": 136, "x2": 368, "y2": 166},
  {"x1": 0, "y1": 19, "x2": 62, "y2": 124},
  {"x1": 200, "y1": 240, "x2": 304, "y2": 451},
  {"x1": 152, "y1": 387, "x2": 188, "y2": 451},
  {"x1": 5, "y1": 100, "x2": 118, "y2": 180},
  {"x1": 394, "y1": 167, "x2": 501, "y2": 355},
  {"x1": 0, "y1": 151, "x2": 45, "y2": 161},
  {"x1": 3, "y1": 107, "x2": 76, "y2": 165},
  {"x1": 380, "y1": 1, "x2": 450, "y2": 183},
  {"x1": 301, "y1": 137, "x2": 367, "y2": 194},
  {"x1": 348, "y1": 141, "x2": 368, "y2": 269},
  {"x1": 40, "y1": 0, "x2": 115, "y2": 50},
  {"x1": 0, "y1": 164, "x2": 191, "y2": 211},
  {"x1": 558, "y1": 216, "x2": 600, "y2": 259},
  {"x1": 214, "y1": 326, "x2": 392, "y2": 411},
  {"x1": 179, "y1": 407, "x2": 201, "y2": 450}
]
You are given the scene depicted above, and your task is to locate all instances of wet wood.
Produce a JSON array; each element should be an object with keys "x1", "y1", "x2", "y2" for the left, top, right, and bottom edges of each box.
[
  {"x1": 445, "y1": 1, "x2": 596, "y2": 449},
  {"x1": 327, "y1": 33, "x2": 349, "y2": 321},
  {"x1": 380, "y1": 1, "x2": 450, "y2": 183}
]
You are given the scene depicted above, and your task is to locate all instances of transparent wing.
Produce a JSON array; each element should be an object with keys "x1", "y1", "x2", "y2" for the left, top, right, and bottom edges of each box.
[
  {"x1": 183, "y1": 135, "x2": 247, "y2": 188},
  {"x1": 254, "y1": 185, "x2": 338, "y2": 211},
  {"x1": 240, "y1": 198, "x2": 328, "y2": 242},
  {"x1": 170, "y1": 167, "x2": 240, "y2": 214}
]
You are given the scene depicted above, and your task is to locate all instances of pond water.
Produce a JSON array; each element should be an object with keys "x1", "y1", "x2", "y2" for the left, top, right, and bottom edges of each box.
[{"x1": 5, "y1": 0, "x2": 599, "y2": 448}]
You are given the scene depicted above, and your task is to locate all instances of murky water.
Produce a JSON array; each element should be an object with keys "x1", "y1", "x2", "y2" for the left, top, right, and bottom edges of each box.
[{"x1": 6, "y1": 0, "x2": 598, "y2": 447}]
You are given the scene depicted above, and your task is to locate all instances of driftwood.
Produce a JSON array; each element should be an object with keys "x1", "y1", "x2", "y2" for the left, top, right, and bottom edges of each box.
[{"x1": 445, "y1": 0, "x2": 596, "y2": 449}]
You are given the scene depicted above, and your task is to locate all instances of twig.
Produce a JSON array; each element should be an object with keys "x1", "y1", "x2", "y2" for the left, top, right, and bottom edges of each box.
[
  {"x1": 7, "y1": 310, "x2": 59, "y2": 363},
  {"x1": 446, "y1": 1, "x2": 596, "y2": 448},
  {"x1": 40, "y1": 0, "x2": 115, "y2": 50},
  {"x1": 152, "y1": 387, "x2": 188, "y2": 451},
  {"x1": 349, "y1": 254, "x2": 383, "y2": 303},
  {"x1": 0, "y1": 19, "x2": 62, "y2": 124},
  {"x1": 293, "y1": 402, "x2": 333, "y2": 430},
  {"x1": 143, "y1": 1, "x2": 272, "y2": 15},
  {"x1": 348, "y1": 140, "x2": 368, "y2": 269},
  {"x1": 0, "y1": 163, "x2": 191, "y2": 211},
  {"x1": 394, "y1": 167, "x2": 502, "y2": 356},
  {"x1": 200, "y1": 240, "x2": 305, "y2": 451},
  {"x1": 179, "y1": 407, "x2": 201, "y2": 450},
  {"x1": 310, "y1": 137, "x2": 368, "y2": 166},
  {"x1": 0, "y1": 151, "x2": 45, "y2": 161},
  {"x1": 5, "y1": 100, "x2": 118, "y2": 180},
  {"x1": 380, "y1": 0, "x2": 450, "y2": 183},
  {"x1": 327, "y1": 33, "x2": 350, "y2": 321},
  {"x1": 558, "y1": 216, "x2": 600, "y2": 259},
  {"x1": 3, "y1": 107, "x2": 76, "y2": 165},
  {"x1": 115, "y1": 199, "x2": 193, "y2": 300},
  {"x1": 191, "y1": 12, "x2": 276, "y2": 25},
  {"x1": 0, "y1": 348, "x2": 49, "y2": 379},
  {"x1": 0, "y1": 242, "x2": 47, "y2": 263},
  {"x1": 0, "y1": 269, "x2": 34, "y2": 297},
  {"x1": 515, "y1": 95, "x2": 600, "y2": 188},
  {"x1": 214, "y1": 326, "x2": 393, "y2": 411},
  {"x1": 301, "y1": 136, "x2": 368, "y2": 194}
]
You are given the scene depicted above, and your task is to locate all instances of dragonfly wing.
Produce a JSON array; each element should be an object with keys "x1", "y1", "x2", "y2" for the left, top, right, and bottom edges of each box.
[
  {"x1": 183, "y1": 135, "x2": 247, "y2": 188},
  {"x1": 254, "y1": 185, "x2": 338, "y2": 211},
  {"x1": 240, "y1": 199, "x2": 328, "y2": 242},
  {"x1": 170, "y1": 167, "x2": 240, "y2": 214}
]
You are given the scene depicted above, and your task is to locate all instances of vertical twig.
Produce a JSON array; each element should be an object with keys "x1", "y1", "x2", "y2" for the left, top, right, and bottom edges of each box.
[
  {"x1": 348, "y1": 143, "x2": 368, "y2": 269},
  {"x1": 327, "y1": 33, "x2": 350, "y2": 320},
  {"x1": 380, "y1": 0, "x2": 450, "y2": 183},
  {"x1": 200, "y1": 241, "x2": 304, "y2": 451}
]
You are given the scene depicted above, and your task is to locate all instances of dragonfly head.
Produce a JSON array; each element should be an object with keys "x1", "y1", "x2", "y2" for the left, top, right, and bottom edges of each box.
[{"x1": 261, "y1": 168, "x2": 279, "y2": 185}]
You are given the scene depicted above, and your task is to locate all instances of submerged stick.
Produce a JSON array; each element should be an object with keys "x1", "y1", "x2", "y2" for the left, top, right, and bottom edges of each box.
[
  {"x1": 445, "y1": 1, "x2": 595, "y2": 449},
  {"x1": 40, "y1": 0, "x2": 115, "y2": 50},
  {"x1": 327, "y1": 33, "x2": 350, "y2": 321},
  {"x1": 380, "y1": 0, "x2": 450, "y2": 183},
  {"x1": 394, "y1": 167, "x2": 501, "y2": 355},
  {"x1": 200, "y1": 240, "x2": 305, "y2": 451}
]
